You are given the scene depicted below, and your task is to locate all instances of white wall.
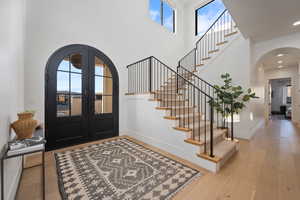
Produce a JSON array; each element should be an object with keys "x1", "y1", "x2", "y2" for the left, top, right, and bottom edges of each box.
[
  {"x1": 182, "y1": 0, "x2": 209, "y2": 53},
  {"x1": 196, "y1": 34, "x2": 264, "y2": 139},
  {"x1": 0, "y1": 0, "x2": 25, "y2": 199},
  {"x1": 24, "y1": 0, "x2": 185, "y2": 132},
  {"x1": 125, "y1": 94, "x2": 219, "y2": 172}
]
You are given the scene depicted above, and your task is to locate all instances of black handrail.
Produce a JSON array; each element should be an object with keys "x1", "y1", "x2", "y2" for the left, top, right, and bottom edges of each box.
[
  {"x1": 195, "y1": 9, "x2": 227, "y2": 45},
  {"x1": 127, "y1": 56, "x2": 152, "y2": 68},
  {"x1": 178, "y1": 65, "x2": 217, "y2": 91},
  {"x1": 152, "y1": 57, "x2": 213, "y2": 98}
]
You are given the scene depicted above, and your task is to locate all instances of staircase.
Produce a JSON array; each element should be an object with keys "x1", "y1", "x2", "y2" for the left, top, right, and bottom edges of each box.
[
  {"x1": 126, "y1": 10, "x2": 239, "y2": 172},
  {"x1": 179, "y1": 9, "x2": 238, "y2": 73}
]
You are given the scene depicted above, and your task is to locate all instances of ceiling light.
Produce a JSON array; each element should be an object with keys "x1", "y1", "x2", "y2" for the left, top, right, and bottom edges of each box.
[
  {"x1": 277, "y1": 54, "x2": 284, "y2": 57},
  {"x1": 277, "y1": 60, "x2": 283, "y2": 64},
  {"x1": 293, "y1": 20, "x2": 300, "y2": 26},
  {"x1": 278, "y1": 65, "x2": 283, "y2": 69}
]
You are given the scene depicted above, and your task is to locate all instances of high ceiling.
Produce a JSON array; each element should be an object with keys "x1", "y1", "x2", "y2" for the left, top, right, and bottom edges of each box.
[
  {"x1": 222, "y1": 0, "x2": 300, "y2": 41},
  {"x1": 258, "y1": 48, "x2": 300, "y2": 70}
]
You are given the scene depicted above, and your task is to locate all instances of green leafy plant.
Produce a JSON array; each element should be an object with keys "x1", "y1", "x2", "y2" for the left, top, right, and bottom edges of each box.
[{"x1": 209, "y1": 73, "x2": 258, "y2": 119}]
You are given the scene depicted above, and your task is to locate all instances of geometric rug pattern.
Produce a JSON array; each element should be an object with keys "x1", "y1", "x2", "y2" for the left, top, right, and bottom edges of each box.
[{"x1": 55, "y1": 138, "x2": 201, "y2": 200}]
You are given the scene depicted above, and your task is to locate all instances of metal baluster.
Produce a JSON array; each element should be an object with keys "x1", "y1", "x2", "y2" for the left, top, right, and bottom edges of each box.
[
  {"x1": 204, "y1": 95, "x2": 207, "y2": 154},
  {"x1": 210, "y1": 101, "x2": 214, "y2": 157},
  {"x1": 231, "y1": 101, "x2": 234, "y2": 141},
  {"x1": 193, "y1": 86, "x2": 195, "y2": 140}
]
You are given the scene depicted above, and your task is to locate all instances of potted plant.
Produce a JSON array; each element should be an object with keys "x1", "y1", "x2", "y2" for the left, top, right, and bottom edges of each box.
[{"x1": 209, "y1": 73, "x2": 258, "y2": 129}]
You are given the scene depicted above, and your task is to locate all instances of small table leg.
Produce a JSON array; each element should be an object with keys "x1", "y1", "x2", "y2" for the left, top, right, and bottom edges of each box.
[
  {"x1": 1, "y1": 158, "x2": 4, "y2": 200},
  {"x1": 42, "y1": 151, "x2": 45, "y2": 200}
]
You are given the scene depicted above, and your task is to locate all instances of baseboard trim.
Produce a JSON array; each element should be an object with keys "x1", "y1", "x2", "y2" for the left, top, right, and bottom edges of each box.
[
  {"x1": 125, "y1": 130, "x2": 218, "y2": 172},
  {"x1": 248, "y1": 119, "x2": 265, "y2": 140}
]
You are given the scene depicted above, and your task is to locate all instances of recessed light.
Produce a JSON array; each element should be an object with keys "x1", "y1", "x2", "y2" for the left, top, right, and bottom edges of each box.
[
  {"x1": 277, "y1": 60, "x2": 283, "y2": 64},
  {"x1": 277, "y1": 54, "x2": 284, "y2": 57},
  {"x1": 278, "y1": 65, "x2": 284, "y2": 69},
  {"x1": 293, "y1": 20, "x2": 300, "y2": 26}
]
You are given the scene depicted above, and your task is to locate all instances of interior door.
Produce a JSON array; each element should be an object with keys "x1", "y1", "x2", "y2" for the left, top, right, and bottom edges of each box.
[
  {"x1": 45, "y1": 45, "x2": 119, "y2": 150},
  {"x1": 46, "y1": 47, "x2": 89, "y2": 149},
  {"x1": 88, "y1": 54, "x2": 117, "y2": 139}
]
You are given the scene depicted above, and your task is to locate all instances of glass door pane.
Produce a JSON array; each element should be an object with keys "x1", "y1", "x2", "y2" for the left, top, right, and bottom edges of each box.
[
  {"x1": 56, "y1": 54, "x2": 83, "y2": 117},
  {"x1": 94, "y1": 56, "x2": 113, "y2": 114}
]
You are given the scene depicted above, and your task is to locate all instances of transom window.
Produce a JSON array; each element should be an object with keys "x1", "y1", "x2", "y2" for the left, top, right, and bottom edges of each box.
[
  {"x1": 149, "y1": 0, "x2": 175, "y2": 33},
  {"x1": 195, "y1": 0, "x2": 226, "y2": 36}
]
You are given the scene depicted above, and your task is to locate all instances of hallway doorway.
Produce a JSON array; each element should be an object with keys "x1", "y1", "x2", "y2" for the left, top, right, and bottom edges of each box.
[
  {"x1": 45, "y1": 44, "x2": 119, "y2": 150},
  {"x1": 269, "y1": 78, "x2": 292, "y2": 120}
]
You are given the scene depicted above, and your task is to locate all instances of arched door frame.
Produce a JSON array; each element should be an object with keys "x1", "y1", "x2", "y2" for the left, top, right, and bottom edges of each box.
[{"x1": 45, "y1": 44, "x2": 119, "y2": 150}]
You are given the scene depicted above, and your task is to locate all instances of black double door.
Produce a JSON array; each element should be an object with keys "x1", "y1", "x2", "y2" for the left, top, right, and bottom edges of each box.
[{"x1": 45, "y1": 45, "x2": 119, "y2": 150}]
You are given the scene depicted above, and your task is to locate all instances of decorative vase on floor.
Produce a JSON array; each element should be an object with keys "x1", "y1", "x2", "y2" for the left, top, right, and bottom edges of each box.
[{"x1": 11, "y1": 112, "x2": 38, "y2": 140}]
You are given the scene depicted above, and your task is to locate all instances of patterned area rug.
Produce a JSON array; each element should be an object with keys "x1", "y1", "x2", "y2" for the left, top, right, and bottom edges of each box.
[{"x1": 55, "y1": 138, "x2": 201, "y2": 200}]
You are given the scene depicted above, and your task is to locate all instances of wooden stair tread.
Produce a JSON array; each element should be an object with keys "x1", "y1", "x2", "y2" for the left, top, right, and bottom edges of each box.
[
  {"x1": 184, "y1": 138, "x2": 204, "y2": 146},
  {"x1": 173, "y1": 126, "x2": 191, "y2": 132},
  {"x1": 202, "y1": 57, "x2": 211, "y2": 61},
  {"x1": 208, "y1": 49, "x2": 219, "y2": 54},
  {"x1": 155, "y1": 107, "x2": 172, "y2": 110},
  {"x1": 179, "y1": 129, "x2": 226, "y2": 147},
  {"x1": 164, "y1": 116, "x2": 180, "y2": 120},
  {"x1": 224, "y1": 31, "x2": 238, "y2": 37},
  {"x1": 196, "y1": 64, "x2": 204, "y2": 67},
  {"x1": 148, "y1": 98, "x2": 161, "y2": 101},
  {"x1": 125, "y1": 93, "x2": 135, "y2": 95},
  {"x1": 216, "y1": 41, "x2": 228, "y2": 46},
  {"x1": 197, "y1": 153, "x2": 221, "y2": 163},
  {"x1": 173, "y1": 122, "x2": 215, "y2": 132}
]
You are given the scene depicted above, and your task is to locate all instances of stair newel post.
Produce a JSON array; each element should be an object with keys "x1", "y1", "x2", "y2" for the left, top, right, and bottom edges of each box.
[
  {"x1": 210, "y1": 99, "x2": 214, "y2": 157},
  {"x1": 231, "y1": 101, "x2": 234, "y2": 141},
  {"x1": 149, "y1": 57, "x2": 152, "y2": 93}
]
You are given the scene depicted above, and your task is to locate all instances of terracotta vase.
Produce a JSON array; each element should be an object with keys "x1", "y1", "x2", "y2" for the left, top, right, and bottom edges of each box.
[{"x1": 11, "y1": 112, "x2": 38, "y2": 140}]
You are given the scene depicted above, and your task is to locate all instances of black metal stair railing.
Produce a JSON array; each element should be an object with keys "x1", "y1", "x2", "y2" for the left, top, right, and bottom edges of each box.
[
  {"x1": 177, "y1": 9, "x2": 236, "y2": 140},
  {"x1": 179, "y1": 9, "x2": 237, "y2": 72},
  {"x1": 177, "y1": 65, "x2": 234, "y2": 140},
  {"x1": 127, "y1": 56, "x2": 216, "y2": 157}
]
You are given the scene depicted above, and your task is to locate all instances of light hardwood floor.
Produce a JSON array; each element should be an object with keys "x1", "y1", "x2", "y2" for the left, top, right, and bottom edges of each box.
[{"x1": 16, "y1": 119, "x2": 300, "y2": 200}]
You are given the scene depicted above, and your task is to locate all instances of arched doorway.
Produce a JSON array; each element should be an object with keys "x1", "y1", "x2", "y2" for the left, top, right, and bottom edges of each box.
[
  {"x1": 255, "y1": 47, "x2": 300, "y2": 124},
  {"x1": 45, "y1": 44, "x2": 119, "y2": 150}
]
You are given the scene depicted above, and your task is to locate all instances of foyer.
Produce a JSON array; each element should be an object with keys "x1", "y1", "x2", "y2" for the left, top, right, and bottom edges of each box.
[{"x1": 1, "y1": 0, "x2": 300, "y2": 199}]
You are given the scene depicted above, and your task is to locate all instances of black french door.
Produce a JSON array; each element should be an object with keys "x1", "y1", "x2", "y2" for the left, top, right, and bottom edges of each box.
[{"x1": 45, "y1": 45, "x2": 119, "y2": 150}]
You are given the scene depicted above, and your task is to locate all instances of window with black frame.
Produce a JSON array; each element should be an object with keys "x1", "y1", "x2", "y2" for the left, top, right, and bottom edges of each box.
[
  {"x1": 195, "y1": 0, "x2": 226, "y2": 36},
  {"x1": 149, "y1": 0, "x2": 175, "y2": 33}
]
